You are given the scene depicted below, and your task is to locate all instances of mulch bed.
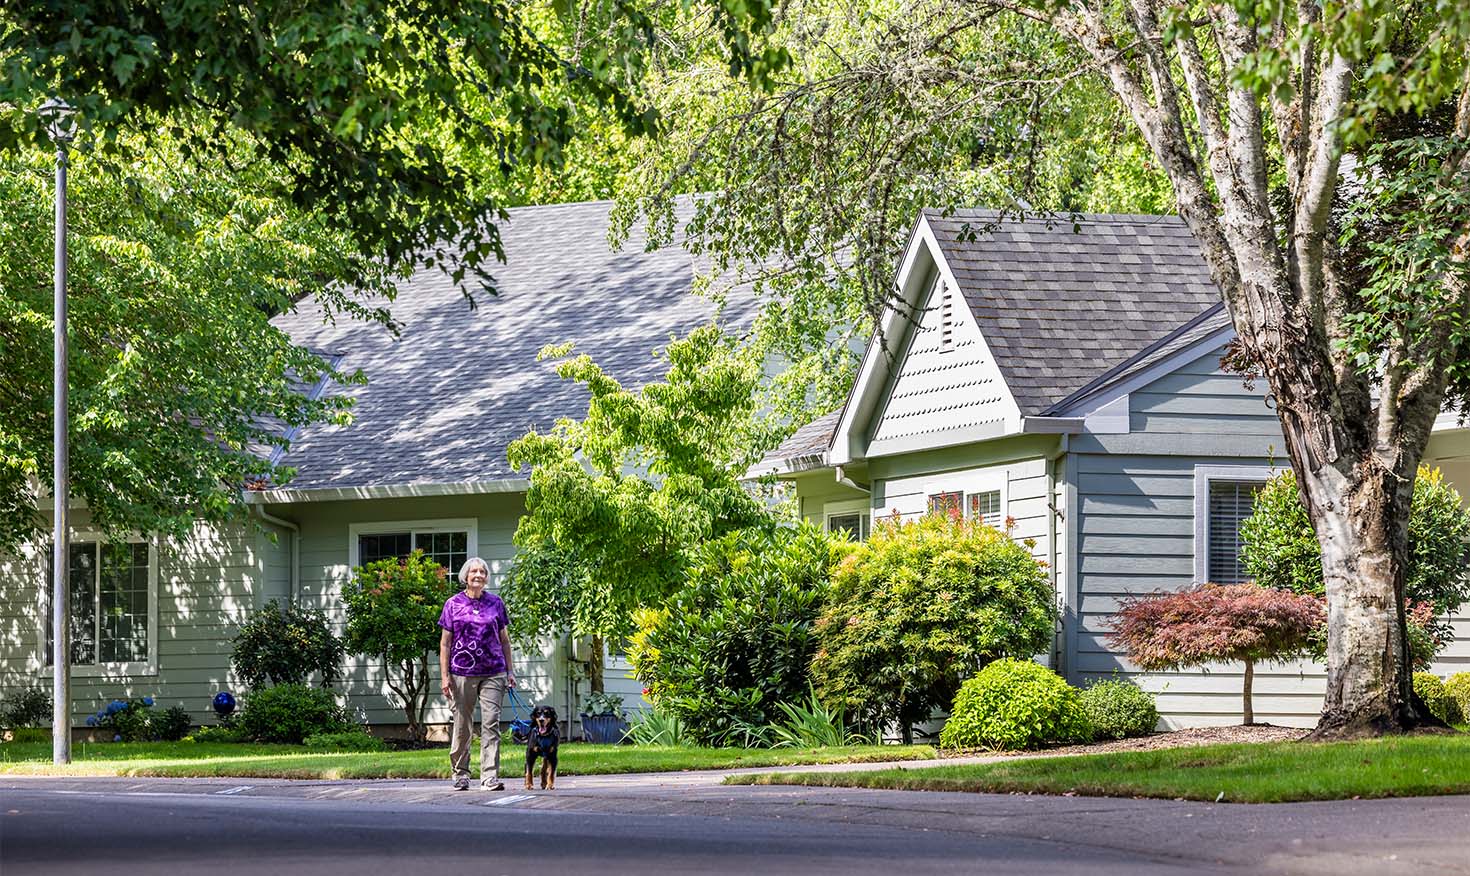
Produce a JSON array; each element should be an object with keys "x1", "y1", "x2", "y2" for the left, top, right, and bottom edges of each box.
[{"x1": 941, "y1": 724, "x2": 1307, "y2": 760}]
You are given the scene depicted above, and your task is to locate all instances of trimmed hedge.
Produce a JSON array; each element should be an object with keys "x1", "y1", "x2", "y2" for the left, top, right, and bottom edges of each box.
[
  {"x1": 1080, "y1": 679, "x2": 1158, "y2": 740},
  {"x1": 939, "y1": 659, "x2": 1091, "y2": 751}
]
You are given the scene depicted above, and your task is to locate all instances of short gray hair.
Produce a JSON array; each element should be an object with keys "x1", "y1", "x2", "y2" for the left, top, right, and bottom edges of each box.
[{"x1": 457, "y1": 556, "x2": 490, "y2": 582}]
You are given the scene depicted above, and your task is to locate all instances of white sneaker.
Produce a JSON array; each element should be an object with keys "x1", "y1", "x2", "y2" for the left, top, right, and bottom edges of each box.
[
  {"x1": 452, "y1": 778, "x2": 470, "y2": 791},
  {"x1": 481, "y1": 780, "x2": 505, "y2": 791}
]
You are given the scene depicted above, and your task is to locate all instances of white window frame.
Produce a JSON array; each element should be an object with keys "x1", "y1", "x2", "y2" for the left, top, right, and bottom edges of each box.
[
  {"x1": 823, "y1": 498, "x2": 872, "y2": 540},
  {"x1": 1192, "y1": 465, "x2": 1279, "y2": 584},
  {"x1": 347, "y1": 518, "x2": 480, "y2": 573},
  {"x1": 32, "y1": 533, "x2": 159, "y2": 678},
  {"x1": 923, "y1": 470, "x2": 1009, "y2": 525}
]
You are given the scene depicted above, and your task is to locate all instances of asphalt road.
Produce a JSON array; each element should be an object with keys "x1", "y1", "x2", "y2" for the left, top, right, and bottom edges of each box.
[{"x1": 2, "y1": 777, "x2": 1467, "y2": 876}]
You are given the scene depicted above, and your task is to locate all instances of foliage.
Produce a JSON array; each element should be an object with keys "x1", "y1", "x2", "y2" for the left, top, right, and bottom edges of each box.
[
  {"x1": 303, "y1": 730, "x2": 387, "y2": 753},
  {"x1": 506, "y1": 327, "x2": 773, "y2": 652},
  {"x1": 0, "y1": 686, "x2": 50, "y2": 729},
  {"x1": 582, "y1": 692, "x2": 626, "y2": 719},
  {"x1": 1110, "y1": 583, "x2": 1324, "y2": 724},
  {"x1": 1446, "y1": 674, "x2": 1470, "y2": 727},
  {"x1": 237, "y1": 684, "x2": 351, "y2": 745},
  {"x1": 0, "y1": 143, "x2": 373, "y2": 552},
  {"x1": 2, "y1": 0, "x2": 786, "y2": 299},
  {"x1": 1079, "y1": 679, "x2": 1159, "y2": 741},
  {"x1": 767, "y1": 688, "x2": 869, "y2": 748},
  {"x1": 625, "y1": 708, "x2": 695, "y2": 747},
  {"x1": 86, "y1": 697, "x2": 155, "y2": 742},
  {"x1": 1412, "y1": 673, "x2": 1463, "y2": 726},
  {"x1": 812, "y1": 513, "x2": 1055, "y2": 737},
  {"x1": 343, "y1": 551, "x2": 456, "y2": 742},
  {"x1": 627, "y1": 523, "x2": 837, "y2": 746},
  {"x1": 187, "y1": 725, "x2": 246, "y2": 745},
  {"x1": 1241, "y1": 467, "x2": 1470, "y2": 616},
  {"x1": 151, "y1": 706, "x2": 193, "y2": 743},
  {"x1": 939, "y1": 659, "x2": 1091, "y2": 751},
  {"x1": 232, "y1": 600, "x2": 345, "y2": 691}
]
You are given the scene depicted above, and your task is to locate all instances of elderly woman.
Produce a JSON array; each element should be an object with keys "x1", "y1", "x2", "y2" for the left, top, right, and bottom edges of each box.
[{"x1": 438, "y1": 556, "x2": 516, "y2": 791}]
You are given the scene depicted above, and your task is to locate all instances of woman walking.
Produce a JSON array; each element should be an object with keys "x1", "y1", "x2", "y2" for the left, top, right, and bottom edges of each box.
[{"x1": 438, "y1": 556, "x2": 516, "y2": 790}]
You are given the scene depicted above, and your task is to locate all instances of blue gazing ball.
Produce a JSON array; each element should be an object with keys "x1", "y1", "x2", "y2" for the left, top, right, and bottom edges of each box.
[{"x1": 212, "y1": 691, "x2": 236, "y2": 718}]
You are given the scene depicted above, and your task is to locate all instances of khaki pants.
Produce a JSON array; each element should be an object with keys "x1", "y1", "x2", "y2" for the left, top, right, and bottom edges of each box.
[{"x1": 448, "y1": 673, "x2": 506, "y2": 784}]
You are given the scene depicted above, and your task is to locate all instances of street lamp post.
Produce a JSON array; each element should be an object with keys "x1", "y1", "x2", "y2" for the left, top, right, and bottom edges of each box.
[{"x1": 39, "y1": 97, "x2": 76, "y2": 765}]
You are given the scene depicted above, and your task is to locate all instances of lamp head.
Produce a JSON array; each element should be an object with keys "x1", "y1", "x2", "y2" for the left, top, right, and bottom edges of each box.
[{"x1": 37, "y1": 97, "x2": 77, "y2": 145}]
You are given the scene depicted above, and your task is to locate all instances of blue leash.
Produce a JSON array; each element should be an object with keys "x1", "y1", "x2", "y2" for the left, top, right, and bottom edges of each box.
[{"x1": 505, "y1": 688, "x2": 533, "y2": 742}]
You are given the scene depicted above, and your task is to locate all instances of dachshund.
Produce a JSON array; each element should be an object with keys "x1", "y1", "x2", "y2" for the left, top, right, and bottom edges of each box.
[{"x1": 523, "y1": 705, "x2": 559, "y2": 790}]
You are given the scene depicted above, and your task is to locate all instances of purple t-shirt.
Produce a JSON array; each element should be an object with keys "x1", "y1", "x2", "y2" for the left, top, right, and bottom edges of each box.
[{"x1": 438, "y1": 591, "x2": 509, "y2": 677}]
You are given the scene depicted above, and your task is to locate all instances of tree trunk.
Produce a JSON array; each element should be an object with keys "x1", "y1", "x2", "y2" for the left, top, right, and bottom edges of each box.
[
  {"x1": 589, "y1": 634, "x2": 605, "y2": 695},
  {"x1": 1241, "y1": 659, "x2": 1254, "y2": 726}
]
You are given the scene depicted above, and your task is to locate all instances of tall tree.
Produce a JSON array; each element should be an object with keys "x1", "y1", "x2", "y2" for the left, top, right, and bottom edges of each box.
[{"x1": 628, "y1": 0, "x2": 1470, "y2": 738}]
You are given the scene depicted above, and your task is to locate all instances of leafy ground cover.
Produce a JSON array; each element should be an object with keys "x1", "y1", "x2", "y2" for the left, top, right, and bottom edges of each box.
[
  {"x1": 729, "y1": 733, "x2": 1470, "y2": 803},
  {"x1": 0, "y1": 740, "x2": 935, "y2": 780}
]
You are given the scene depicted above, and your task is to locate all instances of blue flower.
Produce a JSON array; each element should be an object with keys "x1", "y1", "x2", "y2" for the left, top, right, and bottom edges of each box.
[
  {"x1": 85, "y1": 716, "x2": 96, "y2": 727},
  {"x1": 113, "y1": 734, "x2": 122, "y2": 742},
  {"x1": 142, "y1": 697, "x2": 153, "y2": 707}
]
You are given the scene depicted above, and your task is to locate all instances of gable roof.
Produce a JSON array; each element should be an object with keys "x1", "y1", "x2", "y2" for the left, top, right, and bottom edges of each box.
[
  {"x1": 922, "y1": 209, "x2": 1221, "y2": 415},
  {"x1": 266, "y1": 200, "x2": 747, "y2": 495},
  {"x1": 749, "y1": 408, "x2": 842, "y2": 476}
]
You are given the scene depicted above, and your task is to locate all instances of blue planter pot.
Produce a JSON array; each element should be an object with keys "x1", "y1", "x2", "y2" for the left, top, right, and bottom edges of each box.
[{"x1": 580, "y1": 713, "x2": 629, "y2": 744}]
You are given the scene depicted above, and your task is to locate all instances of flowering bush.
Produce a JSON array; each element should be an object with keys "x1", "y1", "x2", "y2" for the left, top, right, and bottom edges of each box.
[
  {"x1": 1109, "y1": 583, "x2": 1323, "y2": 725},
  {"x1": 939, "y1": 659, "x2": 1090, "y2": 750},
  {"x1": 86, "y1": 696, "x2": 156, "y2": 741},
  {"x1": 812, "y1": 513, "x2": 1055, "y2": 741}
]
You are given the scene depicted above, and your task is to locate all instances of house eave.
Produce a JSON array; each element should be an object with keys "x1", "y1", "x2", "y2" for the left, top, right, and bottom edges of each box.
[
  {"x1": 244, "y1": 478, "x2": 532, "y2": 504},
  {"x1": 1021, "y1": 416, "x2": 1086, "y2": 434}
]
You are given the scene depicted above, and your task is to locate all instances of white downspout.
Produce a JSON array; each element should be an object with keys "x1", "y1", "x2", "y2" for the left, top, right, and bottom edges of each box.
[{"x1": 249, "y1": 499, "x2": 300, "y2": 605}]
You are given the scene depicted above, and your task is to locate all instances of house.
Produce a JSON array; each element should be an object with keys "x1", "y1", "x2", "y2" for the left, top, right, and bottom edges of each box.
[
  {"x1": 0, "y1": 200, "x2": 748, "y2": 735},
  {"x1": 755, "y1": 208, "x2": 1470, "y2": 728}
]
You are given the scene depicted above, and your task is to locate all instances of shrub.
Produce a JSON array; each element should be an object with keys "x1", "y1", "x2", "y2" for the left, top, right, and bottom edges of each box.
[
  {"x1": 303, "y1": 730, "x2": 387, "y2": 752},
  {"x1": 766, "y1": 688, "x2": 868, "y2": 748},
  {"x1": 628, "y1": 523, "x2": 837, "y2": 746},
  {"x1": 1241, "y1": 467, "x2": 1470, "y2": 663},
  {"x1": 812, "y1": 513, "x2": 1055, "y2": 741},
  {"x1": 8, "y1": 727, "x2": 48, "y2": 744},
  {"x1": 939, "y1": 659, "x2": 1090, "y2": 750},
  {"x1": 1412, "y1": 673, "x2": 1462, "y2": 725},
  {"x1": 86, "y1": 697, "x2": 155, "y2": 741},
  {"x1": 152, "y1": 705, "x2": 193, "y2": 742},
  {"x1": 625, "y1": 708, "x2": 694, "y2": 746},
  {"x1": 1446, "y1": 672, "x2": 1470, "y2": 725},
  {"x1": 1110, "y1": 583, "x2": 1323, "y2": 725},
  {"x1": 232, "y1": 600, "x2": 345, "y2": 690},
  {"x1": 0, "y1": 686, "x2": 51, "y2": 729},
  {"x1": 343, "y1": 550, "x2": 456, "y2": 741},
  {"x1": 188, "y1": 725, "x2": 247, "y2": 744},
  {"x1": 237, "y1": 683, "x2": 351, "y2": 744},
  {"x1": 1079, "y1": 678, "x2": 1159, "y2": 740},
  {"x1": 582, "y1": 691, "x2": 625, "y2": 718}
]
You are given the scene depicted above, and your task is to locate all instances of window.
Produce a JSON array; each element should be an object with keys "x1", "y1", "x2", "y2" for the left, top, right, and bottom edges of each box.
[
  {"x1": 1193, "y1": 466, "x2": 1274, "y2": 585},
  {"x1": 42, "y1": 540, "x2": 154, "y2": 670},
  {"x1": 1206, "y1": 481, "x2": 1263, "y2": 583},
  {"x1": 349, "y1": 520, "x2": 477, "y2": 584},
  {"x1": 927, "y1": 491, "x2": 963, "y2": 517},
  {"x1": 969, "y1": 490, "x2": 1003, "y2": 528},
  {"x1": 826, "y1": 512, "x2": 870, "y2": 540}
]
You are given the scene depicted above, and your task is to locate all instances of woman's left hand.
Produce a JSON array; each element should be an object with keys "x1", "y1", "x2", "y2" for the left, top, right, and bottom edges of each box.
[{"x1": 506, "y1": 672, "x2": 517, "y2": 689}]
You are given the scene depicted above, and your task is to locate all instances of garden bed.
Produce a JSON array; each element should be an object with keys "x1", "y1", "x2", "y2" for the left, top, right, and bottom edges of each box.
[
  {"x1": 731, "y1": 731, "x2": 1470, "y2": 803},
  {"x1": 941, "y1": 723, "x2": 1306, "y2": 760}
]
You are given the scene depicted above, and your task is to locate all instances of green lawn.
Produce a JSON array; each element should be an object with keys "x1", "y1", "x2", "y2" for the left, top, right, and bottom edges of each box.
[
  {"x1": 0, "y1": 740, "x2": 935, "y2": 780},
  {"x1": 729, "y1": 732, "x2": 1470, "y2": 803}
]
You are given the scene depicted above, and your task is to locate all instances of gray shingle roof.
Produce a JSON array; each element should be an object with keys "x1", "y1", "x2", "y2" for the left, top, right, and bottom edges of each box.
[
  {"x1": 270, "y1": 200, "x2": 747, "y2": 491},
  {"x1": 923, "y1": 210, "x2": 1221, "y2": 415},
  {"x1": 752, "y1": 408, "x2": 842, "y2": 473}
]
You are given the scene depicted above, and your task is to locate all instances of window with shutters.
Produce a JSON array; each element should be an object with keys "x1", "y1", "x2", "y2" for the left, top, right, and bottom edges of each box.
[
  {"x1": 1205, "y1": 481, "x2": 1263, "y2": 583},
  {"x1": 349, "y1": 519, "x2": 478, "y2": 585}
]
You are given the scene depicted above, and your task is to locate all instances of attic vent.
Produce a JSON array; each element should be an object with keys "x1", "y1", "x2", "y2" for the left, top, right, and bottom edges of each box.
[{"x1": 939, "y1": 281, "x2": 954, "y2": 351}]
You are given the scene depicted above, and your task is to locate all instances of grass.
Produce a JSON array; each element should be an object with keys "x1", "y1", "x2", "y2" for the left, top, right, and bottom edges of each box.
[
  {"x1": 728, "y1": 732, "x2": 1470, "y2": 803},
  {"x1": 0, "y1": 739, "x2": 936, "y2": 780}
]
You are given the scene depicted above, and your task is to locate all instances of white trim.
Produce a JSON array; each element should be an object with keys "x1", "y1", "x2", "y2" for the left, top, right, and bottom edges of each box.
[
  {"x1": 1054, "y1": 326, "x2": 1236, "y2": 418},
  {"x1": 865, "y1": 419, "x2": 1013, "y2": 459},
  {"x1": 822, "y1": 498, "x2": 872, "y2": 539},
  {"x1": 33, "y1": 533, "x2": 159, "y2": 678},
  {"x1": 247, "y1": 479, "x2": 529, "y2": 504},
  {"x1": 1192, "y1": 464, "x2": 1281, "y2": 584},
  {"x1": 347, "y1": 518, "x2": 480, "y2": 570},
  {"x1": 830, "y1": 214, "x2": 1024, "y2": 466}
]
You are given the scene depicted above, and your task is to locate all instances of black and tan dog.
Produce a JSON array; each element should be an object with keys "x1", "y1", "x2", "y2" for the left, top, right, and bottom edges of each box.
[{"x1": 523, "y1": 705, "x2": 559, "y2": 790}]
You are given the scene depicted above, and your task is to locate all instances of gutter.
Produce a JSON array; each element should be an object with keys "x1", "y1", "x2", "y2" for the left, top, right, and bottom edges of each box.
[
  {"x1": 242, "y1": 478, "x2": 531, "y2": 504},
  {"x1": 248, "y1": 499, "x2": 300, "y2": 605}
]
